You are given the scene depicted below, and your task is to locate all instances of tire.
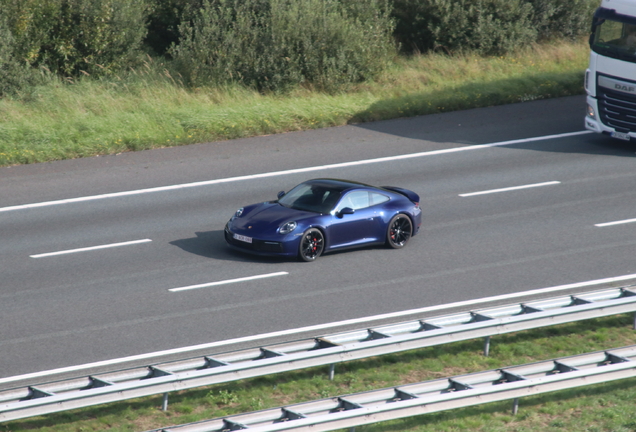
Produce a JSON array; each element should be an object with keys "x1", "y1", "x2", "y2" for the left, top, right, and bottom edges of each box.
[
  {"x1": 386, "y1": 214, "x2": 412, "y2": 249},
  {"x1": 298, "y1": 228, "x2": 324, "y2": 262}
]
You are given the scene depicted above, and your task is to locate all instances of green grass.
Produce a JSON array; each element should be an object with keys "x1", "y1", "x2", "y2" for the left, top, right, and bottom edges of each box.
[
  {"x1": 0, "y1": 40, "x2": 588, "y2": 167},
  {"x1": 5, "y1": 314, "x2": 636, "y2": 432}
]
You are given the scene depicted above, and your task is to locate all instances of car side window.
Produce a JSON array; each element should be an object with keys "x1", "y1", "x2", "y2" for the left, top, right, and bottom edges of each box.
[
  {"x1": 335, "y1": 191, "x2": 370, "y2": 212},
  {"x1": 370, "y1": 192, "x2": 389, "y2": 206}
]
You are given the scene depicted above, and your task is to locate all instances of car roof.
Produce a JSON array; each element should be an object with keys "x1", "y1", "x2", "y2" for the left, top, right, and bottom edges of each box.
[{"x1": 304, "y1": 178, "x2": 376, "y2": 192}]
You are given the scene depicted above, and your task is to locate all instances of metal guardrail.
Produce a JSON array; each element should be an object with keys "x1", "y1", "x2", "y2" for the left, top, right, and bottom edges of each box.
[
  {"x1": 2, "y1": 286, "x2": 636, "y2": 423},
  {"x1": 145, "y1": 345, "x2": 636, "y2": 432}
]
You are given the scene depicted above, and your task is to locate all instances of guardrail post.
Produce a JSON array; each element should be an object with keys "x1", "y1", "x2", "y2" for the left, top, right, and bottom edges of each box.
[
  {"x1": 633, "y1": 312, "x2": 636, "y2": 330},
  {"x1": 483, "y1": 336, "x2": 491, "y2": 357},
  {"x1": 329, "y1": 364, "x2": 335, "y2": 381},
  {"x1": 162, "y1": 393, "x2": 169, "y2": 412},
  {"x1": 512, "y1": 398, "x2": 519, "y2": 415}
]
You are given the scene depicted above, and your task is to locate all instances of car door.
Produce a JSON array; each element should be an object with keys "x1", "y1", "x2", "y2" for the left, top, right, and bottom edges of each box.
[{"x1": 327, "y1": 190, "x2": 383, "y2": 249}]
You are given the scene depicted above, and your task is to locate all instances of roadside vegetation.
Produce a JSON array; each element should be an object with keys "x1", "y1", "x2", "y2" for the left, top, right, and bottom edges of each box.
[
  {"x1": 6, "y1": 314, "x2": 636, "y2": 431},
  {"x1": 0, "y1": 40, "x2": 587, "y2": 167},
  {"x1": 0, "y1": 0, "x2": 596, "y2": 167}
]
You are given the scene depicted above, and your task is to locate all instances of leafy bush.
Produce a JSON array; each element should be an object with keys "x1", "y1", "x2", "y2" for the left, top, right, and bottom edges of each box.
[
  {"x1": 170, "y1": 0, "x2": 396, "y2": 92},
  {"x1": 0, "y1": 11, "x2": 38, "y2": 96},
  {"x1": 393, "y1": 0, "x2": 537, "y2": 55},
  {"x1": 0, "y1": 0, "x2": 597, "y2": 96},
  {"x1": 2, "y1": 0, "x2": 148, "y2": 77},
  {"x1": 145, "y1": 0, "x2": 189, "y2": 56},
  {"x1": 527, "y1": 0, "x2": 598, "y2": 41},
  {"x1": 392, "y1": 0, "x2": 597, "y2": 55}
]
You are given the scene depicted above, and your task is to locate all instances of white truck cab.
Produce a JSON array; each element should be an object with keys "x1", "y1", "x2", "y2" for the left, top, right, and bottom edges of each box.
[{"x1": 585, "y1": 0, "x2": 636, "y2": 141}]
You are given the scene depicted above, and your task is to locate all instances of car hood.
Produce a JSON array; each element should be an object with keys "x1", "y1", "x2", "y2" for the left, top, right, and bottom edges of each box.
[{"x1": 231, "y1": 202, "x2": 316, "y2": 233}]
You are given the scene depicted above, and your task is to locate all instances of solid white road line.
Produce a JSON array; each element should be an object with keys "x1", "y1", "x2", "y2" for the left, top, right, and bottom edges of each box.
[
  {"x1": 169, "y1": 272, "x2": 289, "y2": 292},
  {"x1": 30, "y1": 239, "x2": 152, "y2": 258},
  {"x1": 0, "y1": 130, "x2": 592, "y2": 213},
  {"x1": 2, "y1": 269, "x2": 633, "y2": 385},
  {"x1": 459, "y1": 181, "x2": 561, "y2": 197},
  {"x1": 595, "y1": 218, "x2": 636, "y2": 227}
]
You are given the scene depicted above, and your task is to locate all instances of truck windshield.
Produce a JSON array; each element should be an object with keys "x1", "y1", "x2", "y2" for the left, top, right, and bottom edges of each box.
[{"x1": 591, "y1": 17, "x2": 636, "y2": 63}]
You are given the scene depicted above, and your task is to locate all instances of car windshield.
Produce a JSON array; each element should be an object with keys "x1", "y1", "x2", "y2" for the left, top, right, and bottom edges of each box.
[
  {"x1": 591, "y1": 13, "x2": 636, "y2": 63},
  {"x1": 278, "y1": 182, "x2": 344, "y2": 213}
]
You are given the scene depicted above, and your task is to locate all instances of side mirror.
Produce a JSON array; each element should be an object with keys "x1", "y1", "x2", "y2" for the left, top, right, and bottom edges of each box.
[
  {"x1": 277, "y1": 191, "x2": 286, "y2": 199},
  {"x1": 337, "y1": 207, "x2": 355, "y2": 218}
]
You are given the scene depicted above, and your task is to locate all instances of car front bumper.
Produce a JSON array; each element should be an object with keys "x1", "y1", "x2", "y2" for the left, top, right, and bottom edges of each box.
[{"x1": 224, "y1": 224, "x2": 299, "y2": 257}]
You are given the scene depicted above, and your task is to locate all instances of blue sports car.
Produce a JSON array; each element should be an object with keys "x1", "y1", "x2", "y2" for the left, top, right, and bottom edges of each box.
[{"x1": 224, "y1": 178, "x2": 422, "y2": 262}]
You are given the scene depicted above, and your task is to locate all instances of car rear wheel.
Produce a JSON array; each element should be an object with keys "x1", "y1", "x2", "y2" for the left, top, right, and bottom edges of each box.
[
  {"x1": 386, "y1": 214, "x2": 412, "y2": 249},
  {"x1": 299, "y1": 228, "x2": 324, "y2": 262}
]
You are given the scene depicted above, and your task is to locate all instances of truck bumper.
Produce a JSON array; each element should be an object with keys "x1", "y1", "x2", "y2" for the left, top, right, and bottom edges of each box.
[{"x1": 585, "y1": 96, "x2": 636, "y2": 141}]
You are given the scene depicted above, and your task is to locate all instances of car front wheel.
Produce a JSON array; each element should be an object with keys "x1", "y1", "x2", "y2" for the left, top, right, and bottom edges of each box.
[
  {"x1": 386, "y1": 214, "x2": 412, "y2": 249},
  {"x1": 299, "y1": 228, "x2": 324, "y2": 262}
]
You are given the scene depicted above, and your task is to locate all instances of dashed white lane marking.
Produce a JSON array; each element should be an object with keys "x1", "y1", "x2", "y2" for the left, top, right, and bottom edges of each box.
[
  {"x1": 169, "y1": 271, "x2": 289, "y2": 292},
  {"x1": 0, "y1": 131, "x2": 592, "y2": 213},
  {"x1": 459, "y1": 181, "x2": 561, "y2": 197},
  {"x1": 595, "y1": 218, "x2": 636, "y2": 227},
  {"x1": 30, "y1": 239, "x2": 152, "y2": 258}
]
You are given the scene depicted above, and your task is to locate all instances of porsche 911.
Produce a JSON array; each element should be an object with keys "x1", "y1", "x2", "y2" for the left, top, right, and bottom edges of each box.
[{"x1": 224, "y1": 178, "x2": 422, "y2": 261}]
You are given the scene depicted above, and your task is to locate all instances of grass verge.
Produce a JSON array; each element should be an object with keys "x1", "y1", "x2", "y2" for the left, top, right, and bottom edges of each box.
[
  {"x1": 5, "y1": 314, "x2": 636, "y2": 432},
  {"x1": 0, "y1": 40, "x2": 588, "y2": 167}
]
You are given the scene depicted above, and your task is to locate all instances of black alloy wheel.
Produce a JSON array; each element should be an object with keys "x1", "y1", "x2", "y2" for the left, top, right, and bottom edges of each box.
[
  {"x1": 299, "y1": 228, "x2": 324, "y2": 262},
  {"x1": 386, "y1": 214, "x2": 412, "y2": 249}
]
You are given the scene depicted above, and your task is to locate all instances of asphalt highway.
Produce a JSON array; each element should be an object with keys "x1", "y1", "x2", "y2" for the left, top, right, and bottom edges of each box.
[{"x1": 2, "y1": 95, "x2": 636, "y2": 381}]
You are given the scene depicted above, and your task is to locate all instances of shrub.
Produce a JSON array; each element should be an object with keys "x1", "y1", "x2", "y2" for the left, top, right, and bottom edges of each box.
[
  {"x1": 145, "y1": 0, "x2": 189, "y2": 56},
  {"x1": 170, "y1": 0, "x2": 396, "y2": 92},
  {"x1": 392, "y1": 0, "x2": 537, "y2": 55},
  {"x1": 527, "y1": 0, "x2": 598, "y2": 41},
  {"x1": 2, "y1": 0, "x2": 148, "y2": 77},
  {"x1": 0, "y1": 9, "x2": 39, "y2": 97},
  {"x1": 392, "y1": 0, "x2": 597, "y2": 55}
]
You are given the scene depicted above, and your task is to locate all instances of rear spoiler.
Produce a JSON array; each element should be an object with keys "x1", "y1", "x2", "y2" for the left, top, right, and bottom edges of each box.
[{"x1": 381, "y1": 186, "x2": 420, "y2": 204}]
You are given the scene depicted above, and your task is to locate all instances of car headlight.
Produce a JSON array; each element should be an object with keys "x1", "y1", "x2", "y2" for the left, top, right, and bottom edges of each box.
[
  {"x1": 587, "y1": 104, "x2": 596, "y2": 119},
  {"x1": 279, "y1": 221, "x2": 297, "y2": 235},
  {"x1": 234, "y1": 207, "x2": 244, "y2": 218}
]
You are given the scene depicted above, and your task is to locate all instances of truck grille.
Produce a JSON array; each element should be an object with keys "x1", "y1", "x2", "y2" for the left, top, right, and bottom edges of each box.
[{"x1": 598, "y1": 77, "x2": 636, "y2": 133}]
